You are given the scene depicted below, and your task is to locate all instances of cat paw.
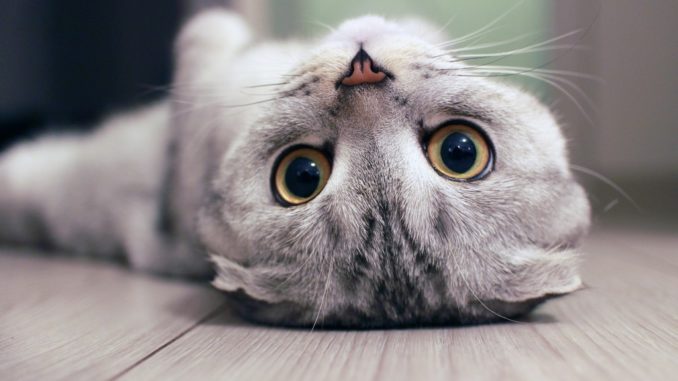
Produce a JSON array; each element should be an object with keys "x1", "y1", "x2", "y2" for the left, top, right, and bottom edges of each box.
[{"x1": 177, "y1": 8, "x2": 251, "y2": 54}]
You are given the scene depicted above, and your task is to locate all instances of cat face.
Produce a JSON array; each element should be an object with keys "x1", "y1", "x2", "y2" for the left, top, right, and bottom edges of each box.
[{"x1": 188, "y1": 13, "x2": 591, "y2": 327}]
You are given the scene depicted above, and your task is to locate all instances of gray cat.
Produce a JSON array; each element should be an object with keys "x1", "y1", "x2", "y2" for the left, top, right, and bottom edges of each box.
[{"x1": 0, "y1": 10, "x2": 590, "y2": 327}]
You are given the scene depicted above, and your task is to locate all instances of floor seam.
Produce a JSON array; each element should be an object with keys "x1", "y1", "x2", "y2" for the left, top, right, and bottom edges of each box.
[{"x1": 106, "y1": 302, "x2": 229, "y2": 381}]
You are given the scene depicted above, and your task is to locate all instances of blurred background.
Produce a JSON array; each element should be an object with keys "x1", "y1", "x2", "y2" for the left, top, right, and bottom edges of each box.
[{"x1": 1, "y1": 0, "x2": 676, "y2": 231}]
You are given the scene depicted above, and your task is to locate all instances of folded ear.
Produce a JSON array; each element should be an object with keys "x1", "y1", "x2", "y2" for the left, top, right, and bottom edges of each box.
[
  {"x1": 490, "y1": 247, "x2": 583, "y2": 303},
  {"x1": 210, "y1": 255, "x2": 289, "y2": 303},
  {"x1": 174, "y1": 9, "x2": 251, "y2": 83}
]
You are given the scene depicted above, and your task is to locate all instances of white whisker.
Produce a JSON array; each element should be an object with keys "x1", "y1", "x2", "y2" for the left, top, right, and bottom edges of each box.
[
  {"x1": 603, "y1": 198, "x2": 620, "y2": 213},
  {"x1": 448, "y1": 66, "x2": 597, "y2": 126},
  {"x1": 432, "y1": 13, "x2": 459, "y2": 39},
  {"x1": 442, "y1": 32, "x2": 537, "y2": 53},
  {"x1": 570, "y1": 165, "x2": 643, "y2": 213},
  {"x1": 450, "y1": 251, "x2": 524, "y2": 324},
  {"x1": 465, "y1": 65, "x2": 601, "y2": 82},
  {"x1": 457, "y1": 28, "x2": 582, "y2": 56},
  {"x1": 439, "y1": 0, "x2": 526, "y2": 47},
  {"x1": 455, "y1": 44, "x2": 588, "y2": 59},
  {"x1": 311, "y1": 256, "x2": 335, "y2": 331},
  {"x1": 307, "y1": 19, "x2": 336, "y2": 33}
]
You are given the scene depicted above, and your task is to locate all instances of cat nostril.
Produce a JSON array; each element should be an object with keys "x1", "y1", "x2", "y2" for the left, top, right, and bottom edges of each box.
[{"x1": 341, "y1": 48, "x2": 387, "y2": 86}]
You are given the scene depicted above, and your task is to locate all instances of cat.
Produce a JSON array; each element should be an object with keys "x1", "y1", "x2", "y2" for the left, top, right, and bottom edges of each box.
[{"x1": 0, "y1": 10, "x2": 591, "y2": 327}]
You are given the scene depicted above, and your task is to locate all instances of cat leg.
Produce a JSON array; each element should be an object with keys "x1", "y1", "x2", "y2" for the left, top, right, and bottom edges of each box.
[
  {"x1": 118, "y1": 198, "x2": 213, "y2": 278},
  {"x1": 0, "y1": 136, "x2": 81, "y2": 249},
  {"x1": 0, "y1": 103, "x2": 172, "y2": 261}
]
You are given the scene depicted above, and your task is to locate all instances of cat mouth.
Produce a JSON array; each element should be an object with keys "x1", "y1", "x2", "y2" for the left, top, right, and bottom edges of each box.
[{"x1": 336, "y1": 48, "x2": 394, "y2": 88}]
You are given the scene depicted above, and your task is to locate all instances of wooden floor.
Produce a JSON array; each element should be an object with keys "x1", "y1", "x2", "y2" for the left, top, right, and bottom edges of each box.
[{"x1": 1, "y1": 227, "x2": 676, "y2": 381}]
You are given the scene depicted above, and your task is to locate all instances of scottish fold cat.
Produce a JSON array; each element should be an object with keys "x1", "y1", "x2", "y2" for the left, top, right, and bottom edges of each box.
[{"x1": 0, "y1": 10, "x2": 590, "y2": 327}]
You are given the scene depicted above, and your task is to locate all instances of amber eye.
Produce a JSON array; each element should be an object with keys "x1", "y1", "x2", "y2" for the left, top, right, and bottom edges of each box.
[
  {"x1": 426, "y1": 122, "x2": 492, "y2": 180},
  {"x1": 272, "y1": 146, "x2": 331, "y2": 206}
]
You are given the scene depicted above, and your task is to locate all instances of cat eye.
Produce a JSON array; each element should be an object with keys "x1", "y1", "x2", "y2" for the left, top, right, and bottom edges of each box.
[
  {"x1": 426, "y1": 122, "x2": 492, "y2": 180},
  {"x1": 272, "y1": 146, "x2": 332, "y2": 206}
]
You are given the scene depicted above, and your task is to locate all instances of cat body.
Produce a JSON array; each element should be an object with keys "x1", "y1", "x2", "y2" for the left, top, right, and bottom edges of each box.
[{"x1": 0, "y1": 11, "x2": 590, "y2": 327}]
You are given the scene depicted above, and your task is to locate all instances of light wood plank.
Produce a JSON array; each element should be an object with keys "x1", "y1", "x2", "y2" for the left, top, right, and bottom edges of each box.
[
  {"x1": 120, "y1": 230, "x2": 678, "y2": 381},
  {"x1": 1, "y1": 230, "x2": 675, "y2": 381},
  {"x1": 0, "y1": 250, "x2": 224, "y2": 381}
]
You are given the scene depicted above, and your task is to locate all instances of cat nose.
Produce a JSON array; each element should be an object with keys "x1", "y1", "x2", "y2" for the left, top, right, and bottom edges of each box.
[{"x1": 341, "y1": 48, "x2": 387, "y2": 86}]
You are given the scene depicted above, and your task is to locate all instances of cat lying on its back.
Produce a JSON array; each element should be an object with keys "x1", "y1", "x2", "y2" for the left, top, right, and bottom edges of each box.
[{"x1": 0, "y1": 10, "x2": 590, "y2": 327}]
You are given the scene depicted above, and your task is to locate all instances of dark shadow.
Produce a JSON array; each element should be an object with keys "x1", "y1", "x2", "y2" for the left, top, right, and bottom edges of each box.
[
  {"x1": 520, "y1": 312, "x2": 558, "y2": 324},
  {"x1": 189, "y1": 290, "x2": 563, "y2": 332},
  {"x1": 0, "y1": 0, "x2": 180, "y2": 149}
]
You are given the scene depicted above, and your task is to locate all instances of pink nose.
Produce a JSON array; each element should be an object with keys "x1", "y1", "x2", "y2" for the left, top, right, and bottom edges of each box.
[{"x1": 341, "y1": 49, "x2": 386, "y2": 86}]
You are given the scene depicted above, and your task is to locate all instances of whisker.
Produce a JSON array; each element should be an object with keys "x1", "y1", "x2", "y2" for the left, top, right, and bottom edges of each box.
[
  {"x1": 311, "y1": 255, "x2": 334, "y2": 331},
  {"x1": 570, "y1": 165, "x2": 643, "y2": 213},
  {"x1": 444, "y1": 56, "x2": 502, "y2": 64},
  {"x1": 431, "y1": 33, "x2": 537, "y2": 59},
  {"x1": 463, "y1": 65, "x2": 601, "y2": 82},
  {"x1": 169, "y1": 93, "x2": 285, "y2": 119},
  {"x1": 529, "y1": 73, "x2": 597, "y2": 114},
  {"x1": 132, "y1": 83, "x2": 180, "y2": 98},
  {"x1": 441, "y1": 32, "x2": 538, "y2": 53},
  {"x1": 220, "y1": 97, "x2": 283, "y2": 109},
  {"x1": 449, "y1": 249, "x2": 524, "y2": 324},
  {"x1": 243, "y1": 82, "x2": 290, "y2": 89},
  {"x1": 445, "y1": 67, "x2": 596, "y2": 126},
  {"x1": 514, "y1": 71, "x2": 595, "y2": 126},
  {"x1": 307, "y1": 19, "x2": 336, "y2": 33},
  {"x1": 276, "y1": 238, "x2": 323, "y2": 290},
  {"x1": 238, "y1": 88, "x2": 289, "y2": 97},
  {"x1": 435, "y1": 44, "x2": 588, "y2": 65},
  {"x1": 462, "y1": 28, "x2": 582, "y2": 55},
  {"x1": 439, "y1": 0, "x2": 526, "y2": 47},
  {"x1": 440, "y1": 28, "x2": 585, "y2": 70},
  {"x1": 437, "y1": 26, "x2": 505, "y2": 49},
  {"x1": 436, "y1": 2, "x2": 601, "y2": 84},
  {"x1": 458, "y1": 66, "x2": 598, "y2": 116},
  {"x1": 603, "y1": 198, "x2": 620, "y2": 213},
  {"x1": 432, "y1": 13, "x2": 459, "y2": 39},
  {"x1": 455, "y1": 44, "x2": 589, "y2": 59}
]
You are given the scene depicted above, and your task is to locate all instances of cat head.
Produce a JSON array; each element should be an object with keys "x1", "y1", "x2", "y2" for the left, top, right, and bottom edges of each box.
[{"x1": 179, "y1": 11, "x2": 591, "y2": 327}]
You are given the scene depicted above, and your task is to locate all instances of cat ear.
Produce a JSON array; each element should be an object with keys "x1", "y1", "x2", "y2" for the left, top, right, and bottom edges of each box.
[
  {"x1": 490, "y1": 247, "x2": 583, "y2": 303},
  {"x1": 174, "y1": 9, "x2": 251, "y2": 81},
  {"x1": 210, "y1": 255, "x2": 288, "y2": 303}
]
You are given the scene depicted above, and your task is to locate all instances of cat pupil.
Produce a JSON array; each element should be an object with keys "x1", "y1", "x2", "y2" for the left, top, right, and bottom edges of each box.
[
  {"x1": 441, "y1": 132, "x2": 477, "y2": 173},
  {"x1": 285, "y1": 157, "x2": 321, "y2": 198}
]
